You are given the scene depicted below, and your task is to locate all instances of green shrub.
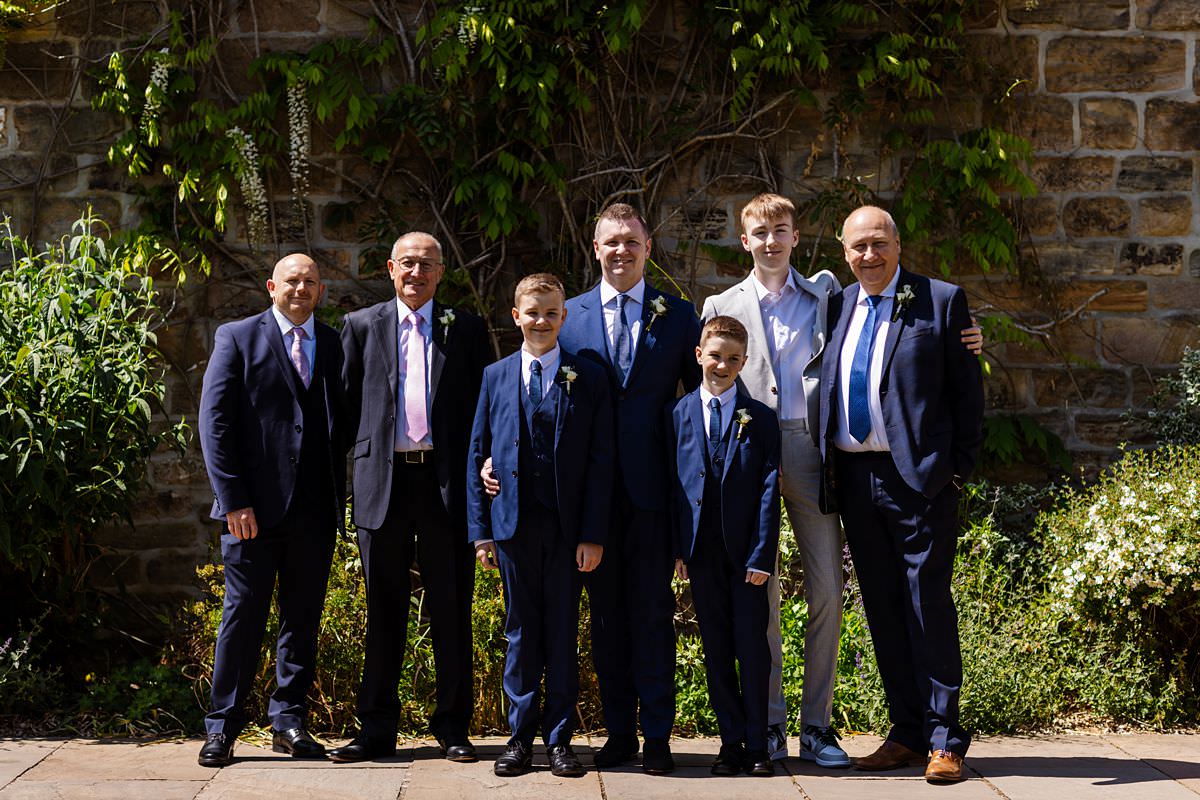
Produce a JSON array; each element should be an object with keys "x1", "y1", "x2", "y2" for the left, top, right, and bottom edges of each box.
[
  {"x1": 0, "y1": 613, "x2": 62, "y2": 714},
  {"x1": 1147, "y1": 347, "x2": 1200, "y2": 445},
  {"x1": 0, "y1": 212, "x2": 187, "y2": 608}
]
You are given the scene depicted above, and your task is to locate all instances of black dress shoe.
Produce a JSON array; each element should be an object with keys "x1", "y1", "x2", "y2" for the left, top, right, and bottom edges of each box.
[
  {"x1": 745, "y1": 748, "x2": 775, "y2": 776},
  {"x1": 272, "y1": 728, "x2": 326, "y2": 758},
  {"x1": 593, "y1": 734, "x2": 638, "y2": 768},
  {"x1": 329, "y1": 736, "x2": 396, "y2": 763},
  {"x1": 642, "y1": 737, "x2": 675, "y2": 774},
  {"x1": 493, "y1": 741, "x2": 533, "y2": 777},
  {"x1": 548, "y1": 744, "x2": 586, "y2": 777},
  {"x1": 711, "y1": 742, "x2": 745, "y2": 776},
  {"x1": 436, "y1": 735, "x2": 478, "y2": 763},
  {"x1": 198, "y1": 733, "x2": 234, "y2": 767}
]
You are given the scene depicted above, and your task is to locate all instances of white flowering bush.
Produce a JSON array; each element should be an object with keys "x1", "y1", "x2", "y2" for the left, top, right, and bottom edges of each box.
[{"x1": 1042, "y1": 446, "x2": 1200, "y2": 645}]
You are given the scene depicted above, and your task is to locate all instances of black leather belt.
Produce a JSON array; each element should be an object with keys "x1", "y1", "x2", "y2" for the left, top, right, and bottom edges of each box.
[{"x1": 396, "y1": 450, "x2": 434, "y2": 465}]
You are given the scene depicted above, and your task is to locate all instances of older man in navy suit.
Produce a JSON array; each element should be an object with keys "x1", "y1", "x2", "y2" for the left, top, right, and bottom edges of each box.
[
  {"x1": 333, "y1": 232, "x2": 491, "y2": 764},
  {"x1": 818, "y1": 206, "x2": 984, "y2": 784},
  {"x1": 197, "y1": 253, "x2": 346, "y2": 767}
]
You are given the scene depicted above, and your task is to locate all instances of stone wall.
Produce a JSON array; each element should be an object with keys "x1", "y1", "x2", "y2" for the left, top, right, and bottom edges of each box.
[{"x1": 2, "y1": 0, "x2": 1198, "y2": 617}]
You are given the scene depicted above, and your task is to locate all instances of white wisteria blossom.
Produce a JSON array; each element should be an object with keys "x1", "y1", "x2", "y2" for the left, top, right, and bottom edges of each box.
[
  {"x1": 140, "y1": 49, "x2": 171, "y2": 143},
  {"x1": 226, "y1": 127, "x2": 270, "y2": 246},
  {"x1": 286, "y1": 80, "x2": 311, "y2": 198}
]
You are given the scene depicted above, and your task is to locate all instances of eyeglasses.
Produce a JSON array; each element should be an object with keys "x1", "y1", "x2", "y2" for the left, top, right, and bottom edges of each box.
[{"x1": 392, "y1": 258, "x2": 442, "y2": 274}]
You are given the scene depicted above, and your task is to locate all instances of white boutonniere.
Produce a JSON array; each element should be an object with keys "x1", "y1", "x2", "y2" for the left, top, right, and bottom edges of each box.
[
  {"x1": 559, "y1": 365, "x2": 578, "y2": 395},
  {"x1": 892, "y1": 284, "x2": 915, "y2": 323},
  {"x1": 735, "y1": 408, "x2": 752, "y2": 440},
  {"x1": 647, "y1": 295, "x2": 669, "y2": 330},
  {"x1": 437, "y1": 308, "x2": 456, "y2": 343}
]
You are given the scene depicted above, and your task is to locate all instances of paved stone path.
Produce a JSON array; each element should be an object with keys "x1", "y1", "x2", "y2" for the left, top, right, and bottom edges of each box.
[{"x1": 1, "y1": 733, "x2": 1198, "y2": 799}]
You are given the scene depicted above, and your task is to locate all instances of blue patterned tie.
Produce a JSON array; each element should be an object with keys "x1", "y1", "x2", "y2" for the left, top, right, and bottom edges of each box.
[
  {"x1": 614, "y1": 294, "x2": 632, "y2": 383},
  {"x1": 708, "y1": 397, "x2": 722, "y2": 459},
  {"x1": 529, "y1": 359, "x2": 542, "y2": 405},
  {"x1": 848, "y1": 295, "x2": 883, "y2": 443}
]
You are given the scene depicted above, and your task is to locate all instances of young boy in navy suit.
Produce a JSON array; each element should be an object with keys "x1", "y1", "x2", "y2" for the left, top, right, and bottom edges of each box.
[
  {"x1": 467, "y1": 273, "x2": 614, "y2": 778},
  {"x1": 669, "y1": 315, "x2": 781, "y2": 776}
]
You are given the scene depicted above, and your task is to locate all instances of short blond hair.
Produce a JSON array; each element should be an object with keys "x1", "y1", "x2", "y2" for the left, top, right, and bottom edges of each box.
[
  {"x1": 740, "y1": 193, "x2": 797, "y2": 231},
  {"x1": 514, "y1": 272, "x2": 566, "y2": 305}
]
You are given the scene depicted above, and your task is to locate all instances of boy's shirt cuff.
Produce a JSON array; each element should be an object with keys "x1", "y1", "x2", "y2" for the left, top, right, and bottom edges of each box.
[{"x1": 748, "y1": 567, "x2": 770, "y2": 576}]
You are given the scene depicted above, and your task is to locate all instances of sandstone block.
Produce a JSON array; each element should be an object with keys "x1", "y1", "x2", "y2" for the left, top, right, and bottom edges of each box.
[
  {"x1": 1150, "y1": 277, "x2": 1200, "y2": 309},
  {"x1": 1025, "y1": 241, "x2": 1118, "y2": 276},
  {"x1": 1046, "y1": 37, "x2": 1184, "y2": 93},
  {"x1": 1009, "y1": 0, "x2": 1130, "y2": 30},
  {"x1": 321, "y1": 0, "x2": 375, "y2": 34},
  {"x1": 57, "y1": 0, "x2": 163, "y2": 37},
  {"x1": 1033, "y1": 368, "x2": 1129, "y2": 408},
  {"x1": 985, "y1": 367, "x2": 1033, "y2": 410},
  {"x1": 999, "y1": 318, "x2": 1098, "y2": 366},
  {"x1": 1073, "y1": 413, "x2": 1157, "y2": 448},
  {"x1": 1014, "y1": 196, "x2": 1059, "y2": 237},
  {"x1": 0, "y1": 42, "x2": 75, "y2": 101},
  {"x1": 1116, "y1": 156, "x2": 1192, "y2": 191},
  {"x1": 1120, "y1": 242, "x2": 1183, "y2": 276},
  {"x1": 1191, "y1": 249, "x2": 1200, "y2": 278},
  {"x1": 1137, "y1": 0, "x2": 1200, "y2": 30},
  {"x1": 963, "y1": 34, "x2": 1038, "y2": 88},
  {"x1": 236, "y1": 0, "x2": 320, "y2": 32},
  {"x1": 664, "y1": 204, "x2": 729, "y2": 241},
  {"x1": 1137, "y1": 195, "x2": 1191, "y2": 236},
  {"x1": 1079, "y1": 98, "x2": 1137, "y2": 150},
  {"x1": 1005, "y1": 94, "x2": 1074, "y2": 151},
  {"x1": 1032, "y1": 156, "x2": 1113, "y2": 192},
  {"x1": 1062, "y1": 197, "x2": 1130, "y2": 238},
  {"x1": 35, "y1": 196, "x2": 122, "y2": 243},
  {"x1": 1145, "y1": 99, "x2": 1200, "y2": 151},
  {"x1": 1060, "y1": 280, "x2": 1149, "y2": 313},
  {"x1": 1100, "y1": 314, "x2": 1200, "y2": 366}
]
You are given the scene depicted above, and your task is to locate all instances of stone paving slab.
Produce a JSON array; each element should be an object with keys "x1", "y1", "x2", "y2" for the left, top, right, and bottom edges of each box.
[
  {"x1": 0, "y1": 741, "x2": 61, "y2": 787},
  {"x1": 0, "y1": 733, "x2": 1197, "y2": 799},
  {"x1": 965, "y1": 734, "x2": 1200, "y2": 799}
]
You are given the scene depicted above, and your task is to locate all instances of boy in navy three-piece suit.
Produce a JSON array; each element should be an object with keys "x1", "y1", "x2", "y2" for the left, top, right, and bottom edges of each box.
[
  {"x1": 466, "y1": 273, "x2": 614, "y2": 778},
  {"x1": 669, "y1": 315, "x2": 781, "y2": 777}
]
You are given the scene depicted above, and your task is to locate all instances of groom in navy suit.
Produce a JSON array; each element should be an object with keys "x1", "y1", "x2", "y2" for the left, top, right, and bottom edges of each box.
[
  {"x1": 818, "y1": 206, "x2": 984, "y2": 784},
  {"x1": 197, "y1": 253, "x2": 346, "y2": 766}
]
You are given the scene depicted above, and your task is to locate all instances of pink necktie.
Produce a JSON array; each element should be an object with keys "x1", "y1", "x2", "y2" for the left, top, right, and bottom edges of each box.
[
  {"x1": 404, "y1": 313, "x2": 429, "y2": 442},
  {"x1": 289, "y1": 326, "x2": 311, "y2": 388}
]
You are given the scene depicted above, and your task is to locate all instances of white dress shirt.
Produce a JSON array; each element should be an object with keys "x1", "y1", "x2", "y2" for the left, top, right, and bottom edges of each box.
[
  {"x1": 270, "y1": 306, "x2": 316, "y2": 371},
  {"x1": 752, "y1": 271, "x2": 816, "y2": 422},
  {"x1": 520, "y1": 345, "x2": 560, "y2": 400},
  {"x1": 599, "y1": 277, "x2": 645, "y2": 363},
  {"x1": 834, "y1": 268, "x2": 900, "y2": 452},
  {"x1": 395, "y1": 298, "x2": 434, "y2": 451},
  {"x1": 699, "y1": 383, "x2": 738, "y2": 445}
]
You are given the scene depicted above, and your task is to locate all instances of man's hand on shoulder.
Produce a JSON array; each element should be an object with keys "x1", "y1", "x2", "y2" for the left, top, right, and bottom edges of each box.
[
  {"x1": 225, "y1": 507, "x2": 258, "y2": 540},
  {"x1": 481, "y1": 457, "x2": 500, "y2": 496},
  {"x1": 961, "y1": 316, "x2": 984, "y2": 355}
]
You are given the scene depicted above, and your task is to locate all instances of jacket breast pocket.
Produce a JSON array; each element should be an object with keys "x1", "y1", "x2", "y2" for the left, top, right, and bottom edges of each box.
[{"x1": 353, "y1": 437, "x2": 371, "y2": 459}]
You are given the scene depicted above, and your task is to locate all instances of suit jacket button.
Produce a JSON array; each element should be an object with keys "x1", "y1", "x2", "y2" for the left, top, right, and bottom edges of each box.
[
  {"x1": 771, "y1": 386, "x2": 778, "y2": 394},
  {"x1": 295, "y1": 424, "x2": 303, "y2": 433},
  {"x1": 695, "y1": 498, "x2": 702, "y2": 506},
  {"x1": 289, "y1": 456, "x2": 297, "y2": 465},
  {"x1": 511, "y1": 470, "x2": 518, "y2": 477},
  {"x1": 699, "y1": 471, "x2": 705, "y2": 478}
]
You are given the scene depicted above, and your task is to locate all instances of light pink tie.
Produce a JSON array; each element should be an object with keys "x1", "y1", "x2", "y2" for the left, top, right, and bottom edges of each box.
[
  {"x1": 289, "y1": 326, "x2": 310, "y2": 388},
  {"x1": 404, "y1": 312, "x2": 429, "y2": 442}
]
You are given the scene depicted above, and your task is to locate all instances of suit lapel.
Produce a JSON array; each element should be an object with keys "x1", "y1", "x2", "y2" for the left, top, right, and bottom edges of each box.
[
  {"x1": 792, "y1": 267, "x2": 829, "y2": 363},
  {"x1": 721, "y1": 394, "x2": 748, "y2": 483},
  {"x1": 263, "y1": 311, "x2": 302, "y2": 400},
  {"x1": 687, "y1": 391, "x2": 707, "y2": 469},
  {"x1": 625, "y1": 285, "x2": 659, "y2": 387},
  {"x1": 552, "y1": 355, "x2": 569, "y2": 450},
  {"x1": 430, "y1": 302, "x2": 447, "y2": 407},
  {"x1": 878, "y1": 269, "x2": 914, "y2": 386},
  {"x1": 826, "y1": 285, "x2": 858, "y2": 400},
  {"x1": 371, "y1": 301, "x2": 399, "y2": 405},
  {"x1": 734, "y1": 276, "x2": 774, "y2": 392}
]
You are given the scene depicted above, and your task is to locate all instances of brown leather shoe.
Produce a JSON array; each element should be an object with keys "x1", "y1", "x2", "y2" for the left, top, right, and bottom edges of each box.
[
  {"x1": 854, "y1": 740, "x2": 926, "y2": 771},
  {"x1": 925, "y1": 749, "x2": 965, "y2": 783}
]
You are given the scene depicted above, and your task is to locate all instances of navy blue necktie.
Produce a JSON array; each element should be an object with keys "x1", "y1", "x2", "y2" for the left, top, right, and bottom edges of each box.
[
  {"x1": 529, "y1": 359, "x2": 542, "y2": 405},
  {"x1": 614, "y1": 294, "x2": 632, "y2": 383},
  {"x1": 708, "y1": 397, "x2": 722, "y2": 458},
  {"x1": 848, "y1": 295, "x2": 883, "y2": 443}
]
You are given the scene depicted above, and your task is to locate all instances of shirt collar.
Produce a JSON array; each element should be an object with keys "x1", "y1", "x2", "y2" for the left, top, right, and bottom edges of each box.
[
  {"x1": 750, "y1": 269, "x2": 797, "y2": 302},
  {"x1": 600, "y1": 277, "x2": 646, "y2": 307},
  {"x1": 521, "y1": 344, "x2": 561, "y2": 375},
  {"x1": 270, "y1": 306, "x2": 315, "y2": 338},
  {"x1": 396, "y1": 297, "x2": 434, "y2": 327},
  {"x1": 855, "y1": 265, "x2": 902, "y2": 306},
  {"x1": 699, "y1": 383, "x2": 738, "y2": 410}
]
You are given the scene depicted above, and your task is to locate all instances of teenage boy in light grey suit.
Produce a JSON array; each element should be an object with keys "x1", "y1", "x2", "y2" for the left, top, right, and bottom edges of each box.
[{"x1": 701, "y1": 194, "x2": 982, "y2": 767}]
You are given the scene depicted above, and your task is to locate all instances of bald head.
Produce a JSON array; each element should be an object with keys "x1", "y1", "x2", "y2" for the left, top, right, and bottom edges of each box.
[
  {"x1": 267, "y1": 252, "x2": 325, "y2": 325},
  {"x1": 841, "y1": 205, "x2": 902, "y2": 295}
]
